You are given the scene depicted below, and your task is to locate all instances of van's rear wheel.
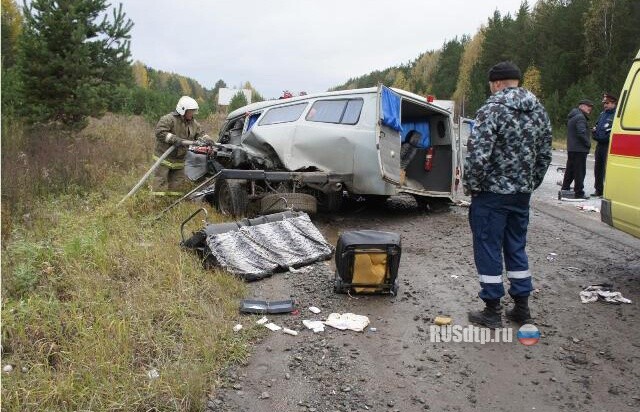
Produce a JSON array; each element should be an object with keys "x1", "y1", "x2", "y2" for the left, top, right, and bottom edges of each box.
[
  {"x1": 261, "y1": 192, "x2": 317, "y2": 214},
  {"x1": 215, "y1": 179, "x2": 249, "y2": 217}
]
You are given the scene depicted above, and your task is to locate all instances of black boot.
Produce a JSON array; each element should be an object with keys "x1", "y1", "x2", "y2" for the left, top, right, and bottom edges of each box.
[
  {"x1": 468, "y1": 300, "x2": 503, "y2": 329},
  {"x1": 506, "y1": 295, "x2": 533, "y2": 324}
]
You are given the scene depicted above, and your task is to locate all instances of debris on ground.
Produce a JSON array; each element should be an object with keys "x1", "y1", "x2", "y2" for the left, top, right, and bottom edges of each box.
[
  {"x1": 147, "y1": 369, "x2": 160, "y2": 380},
  {"x1": 302, "y1": 320, "x2": 325, "y2": 333},
  {"x1": 240, "y1": 299, "x2": 295, "y2": 314},
  {"x1": 580, "y1": 285, "x2": 632, "y2": 304},
  {"x1": 264, "y1": 322, "x2": 282, "y2": 331},
  {"x1": 324, "y1": 313, "x2": 370, "y2": 332},
  {"x1": 283, "y1": 328, "x2": 298, "y2": 336},
  {"x1": 233, "y1": 324, "x2": 243, "y2": 332},
  {"x1": 434, "y1": 316, "x2": 453, "y2": 326},
  {"x1": 256, "y1": 316, "x2": 269, "y2": 325},
  {"x1": 308, "y1": 306, "x2": 321, "y2": 314},
  {"x1": 577, "y1": 205, "x2": 599, "y2": 213},
  {"x1": 546, "y1": 252, "x2": 558, "y2": 261},
  {"x1": 182, "y1": 212, "x2": 333, "y2": 281}
]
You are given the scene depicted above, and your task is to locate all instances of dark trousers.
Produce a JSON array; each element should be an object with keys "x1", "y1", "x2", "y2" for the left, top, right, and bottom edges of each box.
[
  {"x1": 561, "y1": 151, "x2": 588, "y2": 197},
  {"x1": 469, "y1": 192, "x2": 533, "y2": 301},
  {"x1": 594, "y1": 142, "x2": 608, "y2": 195}
]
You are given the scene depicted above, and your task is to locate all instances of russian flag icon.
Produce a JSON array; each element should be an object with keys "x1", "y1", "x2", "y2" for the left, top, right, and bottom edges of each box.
[{"x1": 517, "y1": 324, "x2": 540, "y2": 346}]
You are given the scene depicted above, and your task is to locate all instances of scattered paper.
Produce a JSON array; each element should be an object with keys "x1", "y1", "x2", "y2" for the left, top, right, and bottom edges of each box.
[
  {"x1": 450, "y1": 275, "x2": 459, "y2": 279},
  {"x1": 147, "y1": 368, "x2": 160, "y2": 380},
  {"x1": 324, "y1": 313, "x2": 370, "y2": 332},
  {"x1": 308, "y1": 306, "x2": 321, "y2": 314},
  {"x1": 233, "y1": 324, "x2": 243, "y2": 332},
  {"x1": 256, "y1": 316, "x2": 269, "y2": 325},
  {"x1": 264, "y1": 322, "x2": 282, "y2": 331},
  {"x1": 546, "y1": 253, "x2": 558, "y2": 262},
  {"x1": 283, "y1": 328, "x2": 298, "y2": 336},
  {"x1": 302, "y1": 319, "x2": 325, "y2": 333},
  {"x1": 577, "y1": 205, "x2": 599, "y2": 213}
]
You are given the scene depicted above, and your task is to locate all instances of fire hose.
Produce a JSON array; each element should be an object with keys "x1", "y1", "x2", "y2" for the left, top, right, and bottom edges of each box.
[{"x1": 117, "y1": 140, "x2": 195, "y2": 207}]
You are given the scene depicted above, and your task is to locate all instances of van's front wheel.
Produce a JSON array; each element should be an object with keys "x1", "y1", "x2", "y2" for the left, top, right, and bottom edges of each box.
[{"x1": 215, "y1": 179, "x2": 249, "y2": 217}]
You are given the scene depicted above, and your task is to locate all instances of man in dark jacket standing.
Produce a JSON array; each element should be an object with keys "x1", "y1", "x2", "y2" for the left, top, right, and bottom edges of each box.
[
  {"x1": 559, "y1": 100, "x2": 594, "y2": 199},
  {"x1": 592, "y1": 93, "x2": 618, "y2": 197},
  {"x1": 464, "y1": 61, "x2": 552, "y2": 328}
]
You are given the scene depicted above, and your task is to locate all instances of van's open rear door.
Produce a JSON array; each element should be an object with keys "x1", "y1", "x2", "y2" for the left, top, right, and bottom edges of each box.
[{"x1": 376, "y1": 85, "x2": 402, "y2": 185}]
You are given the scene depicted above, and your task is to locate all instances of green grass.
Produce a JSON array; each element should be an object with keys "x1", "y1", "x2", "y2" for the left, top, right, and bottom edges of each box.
[{"x1": 1, "y1": 113, "x2": 260, "y2": 411}]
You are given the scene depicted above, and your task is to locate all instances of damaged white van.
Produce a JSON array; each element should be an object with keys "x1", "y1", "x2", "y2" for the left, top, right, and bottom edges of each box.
[{"x1": 188, "y1": 85, "x2": 463, "y2": 215}]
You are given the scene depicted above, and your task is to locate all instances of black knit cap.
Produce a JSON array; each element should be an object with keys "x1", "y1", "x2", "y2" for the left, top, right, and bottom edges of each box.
[
  {"x1": 488, "y1": 61, "x2": 522, "y2": 81},
  {"x1": 603, "y1": 92, "x2": 618, "y2": 103},
  {"x1": 578, "y1": 99, "x2": 594, "y2": 107}
]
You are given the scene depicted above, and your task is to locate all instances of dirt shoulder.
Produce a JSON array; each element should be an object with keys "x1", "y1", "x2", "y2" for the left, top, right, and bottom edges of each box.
[{"x1": 207, "y1": 198, "x2": 640, "y2": 412}]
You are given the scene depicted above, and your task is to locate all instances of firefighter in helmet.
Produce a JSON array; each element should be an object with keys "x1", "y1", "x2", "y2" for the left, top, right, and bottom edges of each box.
[{"x1": 151, "y1": 96, "x2": 214, "y2": 196}]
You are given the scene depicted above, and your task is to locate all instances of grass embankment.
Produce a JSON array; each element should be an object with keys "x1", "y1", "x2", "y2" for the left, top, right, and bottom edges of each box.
[{"x1": 1, "y1": 113, "x2": 257, "y2": 410}]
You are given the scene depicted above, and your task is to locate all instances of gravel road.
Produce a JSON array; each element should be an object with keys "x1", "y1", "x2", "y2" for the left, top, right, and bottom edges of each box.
[{"x1": 207, "y1": 150, "x2": 640, "y2": 412}]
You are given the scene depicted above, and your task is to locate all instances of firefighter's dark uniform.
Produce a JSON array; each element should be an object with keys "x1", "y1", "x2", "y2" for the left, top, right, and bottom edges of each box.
[{"x1": 152, "y1": 111, "x2": 208, "y2": 196}]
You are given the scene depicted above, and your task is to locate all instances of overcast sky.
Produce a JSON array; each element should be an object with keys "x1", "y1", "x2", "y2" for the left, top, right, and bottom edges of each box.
[{"x1": 123, "y1": 0, "x2": 536, "y2": 99}]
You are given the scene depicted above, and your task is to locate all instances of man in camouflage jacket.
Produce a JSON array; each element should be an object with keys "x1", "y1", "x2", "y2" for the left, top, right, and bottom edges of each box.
[
  {"x1": 152, "y1": 96, "x2": 214, "y2": 196},
  {"x1": 463, "y1": 61, "x2": 552, "y2": 328}
]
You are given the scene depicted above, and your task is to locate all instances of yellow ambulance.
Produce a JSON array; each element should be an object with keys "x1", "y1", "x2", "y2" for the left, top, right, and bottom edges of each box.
[{"x1": 601, "y1": 49, "x2": 640, "y2": 238}]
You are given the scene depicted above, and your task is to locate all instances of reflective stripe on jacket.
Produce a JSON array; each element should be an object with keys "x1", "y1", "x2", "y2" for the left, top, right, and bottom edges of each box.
[{"x1": 152, "y1": 155, "x2": 184, "y2": 170}]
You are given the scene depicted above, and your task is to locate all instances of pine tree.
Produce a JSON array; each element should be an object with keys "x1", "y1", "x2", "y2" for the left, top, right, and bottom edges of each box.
[
  {"x1": 1, "y1": 0, "x2": 22, "y2": 69},
  {"x1": 18, "y1": 0, "x2": 133, "y2": 125},
  {"x1": 228, "y1": 90, "x2": 248, "y2": 112}
]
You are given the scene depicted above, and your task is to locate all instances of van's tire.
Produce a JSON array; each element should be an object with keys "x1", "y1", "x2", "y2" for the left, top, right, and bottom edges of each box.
[
  {"x1": 319, "y1": 191, "x2": 343, "y2": 213},
  {"x1": 215, "y1": 179, "x2": 249, "y2": 217},
  {"x1": 261, "y1": 192, "x2": 317, "y2": 214}
]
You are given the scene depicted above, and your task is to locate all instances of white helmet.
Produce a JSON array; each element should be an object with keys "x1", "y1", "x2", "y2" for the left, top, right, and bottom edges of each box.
[{"x1": 176, "y1": 96, "x2": 199, "y2": 116}]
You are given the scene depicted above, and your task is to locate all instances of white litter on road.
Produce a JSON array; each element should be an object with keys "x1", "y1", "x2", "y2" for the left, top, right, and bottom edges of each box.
[
  {"x1": 580, "y1": 285, "x2": 632, "y2": 304},
  {"x1": 147, "y1": 368, "x2": 160, "y2": 379},
  {"x1": 233, "y1": 324, "x2": 243, "y2": 332},
  {"x1": 283, "y1": 328, "x2": 298, "y2": 336},
  {"x1": 256, "y1": 316, "x2": 269, "y2": 325},
  {"x1": 302, "y1": 319, "x2": 325, "y2": 333},
  {"x1": 324, "y1": 313, "x2": 370, "y2": 332},
  {"x1": 577, "y1": 205, "x2": 600, "y2": 213},
  {"x1": 264, "y1": 322, "x2": 282, "y2": 331},
  {"x1": 308, "y1": 306, "x2": 321, "y2": 314},
  {"x1": 546, "y1": 253, "x2": 558, "y2": 261},
  {"x1": 450, "y1": 275, "x2": 459, "y2": 279}
]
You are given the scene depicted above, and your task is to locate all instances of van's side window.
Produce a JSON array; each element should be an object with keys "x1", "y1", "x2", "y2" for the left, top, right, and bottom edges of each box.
[
  {"x1": 259, "y1": 103, "x2": 308, "y2": 126},
  {"x1": 306, "y1": 99, "x2": 364, "y2": 125},
  {"x1": 621, "y1": 69, "x2": 640, "y2": 130}
]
